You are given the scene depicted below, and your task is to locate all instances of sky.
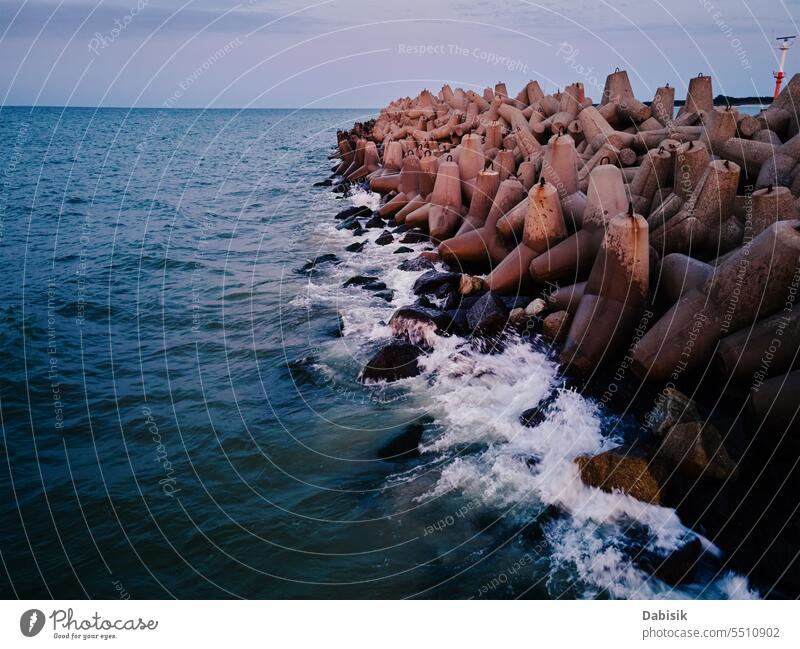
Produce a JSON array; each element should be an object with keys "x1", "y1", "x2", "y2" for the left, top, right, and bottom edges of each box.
[{"x1": 0, "y1": 0, "x2": 798, "y2": 108}]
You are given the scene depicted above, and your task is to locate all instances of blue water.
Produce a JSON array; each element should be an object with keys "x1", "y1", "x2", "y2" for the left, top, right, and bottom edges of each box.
[{"x1": 0, "y1": 107, "x2": 756, "y2": 599}]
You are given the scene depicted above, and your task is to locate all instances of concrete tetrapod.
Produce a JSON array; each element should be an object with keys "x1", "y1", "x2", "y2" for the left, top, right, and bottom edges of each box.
[
  {"x1": 631, "y1": 220, "x2": 800, "y2": 381},
  {"x1": 486, "y1": 178, "x2": 568, "y2": 294},
  {"x1": 560, "y1": 204, "x2": 650, "y2": 374}
]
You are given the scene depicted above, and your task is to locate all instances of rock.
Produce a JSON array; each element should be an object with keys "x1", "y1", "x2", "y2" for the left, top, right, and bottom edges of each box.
[
  {"x1": 345, "y1": 241, "x2": 365, "y2": 253},
  {"x1": 466, "y1": 292, "x2": 510, "y2": 334},
  {"x1": 509, "y1": 307, "x2": 527, "y2": 324},
  {"x1": 542, "y1": 311, "x2": 571, "y2": 342},
  {"x1": 401, "y1": 229, "x2": 429, "y2": 244},
  {"x1": 386, "y1": 218, "x2": 397, "y2": 228},
  {"x1": 378, "y1": 420, "x2": 426, "y2": 460},
  {"x1": 373, "y1": 290, "x2": 394, "y2": 302},
  {"x1": 459, "y1": 274, "x2": 486, "y2": 295},
  {"x1": 393, "y1": 246, "x2": 414, "y2": 254},
  {"x1": 657, "y1": 421, "x2": 738, "y2": 480},
  {"x1": 359, "y1": 341, "x2": 423, "y2": 383},
  {"x1": 413, "y1": 270, "x2": 461, "y2": 295},
  {"x1": 501, "y1": 295, "x2": 532, "y2": 311},
  {"x1": 419, "y1": 251, "x2": 441, "y2": 262},
  {"x1": 297, "y1": 253, "x2": 339, "y2": 274},
  {"x1": 635, "y1": 537, "x2": 704, "y2": 586},
  {"x1": 375, "y1": 230, "x2": 394, "y2": 245},
  {"x1": 525, "y1": 298, "x2": 547, "y2": 317},
  {"x1": 352, "y1": 226, "x2": 367, "y2": 236},
  {"x1": 645, "y1": 388, "x2": 701, "y2": 436},
  {"x1": 398, "y1": 256, "x2": 435, "y2": 272},
  {"x1": 519, "y1": 392, "x2": 558, "y2": 428},
  {"x1": 575, "y1": 445, "x2": 665, "y2": 505},
  {"x1": 334, "y1": 205, "x2": 370, "y2": 220},
  {"x1": 313, "y1": 178, "x2": 333, "y2": 187},
  {"x1": 363, "y1": 280, "x2": 388, "y2": 291},
  {"x1": 336, "y1": 215, "x2": 362, "y2": 230},
  {"x1": 343, "y1": 275, "x2": 379, "y2": 288},
  {"x1": 390, "y1": 305, "x2": 451, "y2": 344},
  {"x1": 365, "y1": 214, "x2": 386, "y2": 229},
  {"x1": 392, "y1": 224, "x2": 409, "y2": 234}
]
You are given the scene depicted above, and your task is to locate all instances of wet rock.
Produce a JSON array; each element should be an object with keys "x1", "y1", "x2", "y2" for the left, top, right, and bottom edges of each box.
[
  {"x1": 313, "y1": 178, "x2": 333, "y2": 187},
  {"x1": 365, "y1": 214, "x2": 386, "y2": 229},
  {"x1": 392, "y1": 224, "x2": 409, "y2": 234},
  {"x1": 345, "y1": 241, "x2": 366, "y2": 253},
  {"x1": 394, "y1": 246, "x2": 414, "y2": 254},
  {"x1": 645, "y1": 388, "x2": 701, "y2": 436},
  {"x1": 359, "y1": 341, "x2": 423, "y2": 383},
  {"x1": 635, "y1": 537, "x2": 704, "y2": 586},
  {"x1": 385, "y1": 218, "x2": 397, "y2": 228},
  {"x1": 519, "y1": 392, "x2": 558, "y2": 428},
  {"x1": 378, "y1": 419, "x2": 427, "y2": 460},
  {"x1": 466, "y1": 292, "x2": 510, "y2": 334},
  {"x1": 413, "y1": 270, "x2": 461, "y2": 295},
  {"x1": 335, "y1": 205, "x2": 370, "y2": 220},
  {"x1": 373, "y1": 290, "x2": 394, "y2": 302},
  {"x1": 297, "y1": 253, "x2": 339, "y2": 274},
  {"x1": 501, "y1": 295, "x2": 532, "y2": 311},
  {"x1": 656, "y1": 421, "x2": 738, "y2": 480},
  {"x1": 352, "y1": 226, "x2": 367, "y2": 236},
  {"x1": 459, "y1": 274, "x2": 486, "y2": 295},
  {"x1": 343, "y1": 275, "x2": 379, "y2": 288},
  {"x1": 542, "y1": 310, "x2": 571, "y2": 342},
  {"x1": 375, "y1": 230, "x2": 394, "y2": 245},
  {"x1": 445, "y1": 308, "x2": 469, "y2": 335},
  {"x1": 390, "y1": 305, "x2": 451, "y2": 343},
  {"x1": 398, "y1": 256, "x2": 435, "y2": 272},
  {"x1": 575, "y1": 445, "x2": 666, "y2": 505},
  {"x1": 401, "y1": 229, "x2": 429, "y2": 244},
  {"x1": 363, "y1": 280, "x2": 388, "y2": 291},
  {"x1": 336, "y1": 215, "x2": 362, "y2": 230}
]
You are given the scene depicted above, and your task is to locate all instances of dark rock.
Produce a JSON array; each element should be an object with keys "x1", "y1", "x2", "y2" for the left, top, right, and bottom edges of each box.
[
  {"x1": 343, "y1": 275, "x2": 379, "y2": 288},
  {"x1": 413, "y1": 270, "x2": 461, "y2": 295},
  {"x1": 378, "y1": 420, "x2": 427, "y2": 460},
  {"x1": 375, "y1": 230, "x2": 394, "y2": 245},
  {"x1": 394, "y1": 246, "x2": 414, "y2": 254},
  {"x1": 392, "y1": 224, "x2": 409, "y2": 234},
  {"x1": 335, "y1": 205, "x2": 371, "y2": 220},
  {"x1": 399, "y1": 256, "x2": 436, "y2": 272},
  {"x1": 645, "y1": 388, "x2": 701, "y2": 436},
  {"x1": 385, "y1": 218, "x2": 397, "y2": 228},
  {"x1": 336, "y1": 215, "x2": 361, "y2": 230},
  {"x1": 445, "y1": 308, "x2": 469, "y2": 335},
  {"x1": 313, "y1": 178, "x2": 333, "y2": 187},
  {"x1": 359, "y1": 341, "x2": 423, "y2": 383},
  {"x1": 519, "y1": 392, "x2": 558, "y2": 428},
  {"x1": 364, "y1": 214, "x2": 386, "y2": 229},
  {"x1": 466, "y1": 292, "x2": 510, "y2": 333},
  {"x1": 636, "y1": 537, "x2": 704, "y2": 586},
  {"x1": 332, "y1": 182, "x2": 349, "y2": 193},
  {"x1": 297, "y1": 253, "x2": 339, "y2": 274},
  {"x1": 390, "y1": 305, "x2": 452, "y2": 336},
  {"x1": 352, "y1": 226, "x2": 367, "y2": 237},
  {"x1": 656, "y1": 421, "x2": 738, "y2": 480},
  {"x1": 501, "y1": 295, "x2": 534, "y2": 311},
  {"x1": 401, "y1": 229, "x2": 429, "y2": 244},
  {"x1": 345, "y1": 241, "x2": 366, "y2": 253},
  {"x1": 373, "y1": 290, "x2": 394, "y2": 302},
  {"x1": 575, "y1": 445, "x2": 666, "y2": 505},
  {"x1": 363, "y1": 280, "x2": 388, "y2": 291}
]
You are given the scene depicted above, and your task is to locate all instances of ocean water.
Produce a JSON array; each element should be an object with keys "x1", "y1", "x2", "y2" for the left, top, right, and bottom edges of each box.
[{"x1": 0, "y1": 107, "x2": 757, "y2": 599}]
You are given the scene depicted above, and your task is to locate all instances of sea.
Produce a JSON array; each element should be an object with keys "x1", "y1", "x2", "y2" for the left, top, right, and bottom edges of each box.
[{"x1": 0, "y1": 106, "x2": 760, "y2": 599}]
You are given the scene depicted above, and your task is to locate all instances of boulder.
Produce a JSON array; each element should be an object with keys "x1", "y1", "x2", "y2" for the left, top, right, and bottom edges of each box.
[
  {"x1": 336, "y1": 215, "x2": 362, "y2": 230},
  {"x1": 375, "y1": 230, "x2": 394, "y2": 245},
  {"x1": 343, "y1": 275, "x2": 379, "y2": 288},
  {"x1": 645, "y1": 388, "x2": 700, "y2": 436},
  {"x1": 393, "y1": 246, "x2": 414, "y2": 254},
  {"x1": 657, "y1": 421, "x2": 738, "y2": 480},
  {"x1": 635, "y1": 536, "x2": 704, "y2": 586},
  {"x1": 576, "y1": 445, "x2": 665, "y2": 504},
  {"x1": 359, "y1": 341, "x2": 423, "y2": 383},
  {"x1": 390, "y1": 305, "x2": 451, "y2": 344},
  {"x1": 345, "y1": 241, "x2": 365, "y2": 253},
  {"x1": 373, "y1": 290, "x2": 394, "y2": 302},
  {"x1": 362, "y1": 280, "x2": 387, "y2": 291},
  {"x1": 401, "y1": 230, "x2": 430, "y2": 244},
  {"x1": 297, "y1": 253, "x2": 339, "y2": 274},
  {"x1": 413, "y1": 270, "x2": 461, "y2": 295},
  {"x1": 365, "y1": 214, "x2": 386, "y2": 229},
  {"x1": 542, "y1": 310, "x2": 571, "y2": 342},
  {"x1": 335, "y1": 205, "x2": 371, "y2": 220},
  {"x1": 466, "y1": 292, "x2": 510, "y2": 333},
  {"x1": 398, "y1": 256, "x2": 436, "y2": 272}
]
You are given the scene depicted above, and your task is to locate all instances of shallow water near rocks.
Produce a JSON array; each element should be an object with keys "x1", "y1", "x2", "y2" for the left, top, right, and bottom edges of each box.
[{"x1": 0, "y1": 107, "x2": 756, "y2": 599}]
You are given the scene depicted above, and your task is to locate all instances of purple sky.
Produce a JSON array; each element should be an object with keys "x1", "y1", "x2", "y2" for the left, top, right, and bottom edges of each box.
[{"x1": 1, "y1": 0, "x2": 798, "y2": 108}]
